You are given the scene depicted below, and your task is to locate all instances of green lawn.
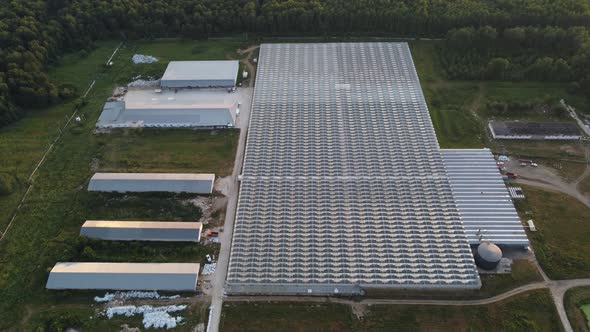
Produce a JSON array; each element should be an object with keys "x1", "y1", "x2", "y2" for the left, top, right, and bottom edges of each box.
[
  {"x1": 515, "y1": 186, "x2": 590, "y2": 279},
  {"x1": 564, "y1": 286, "x2": 590, "y2": 332},
  {"x1": 221, "y1": 290, "x2": 561, "y2": 332},
  {"x1": 0, "y1": 38, "x2": 244, "y2": 329}
]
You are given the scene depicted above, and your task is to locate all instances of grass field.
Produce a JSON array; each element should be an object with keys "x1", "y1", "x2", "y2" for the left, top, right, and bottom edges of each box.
[
  {"x1": 98, "y1": 129, "x2": 239, "y2": 175},
  {"x1": 0, "y1": 38, "x2": 244, "y2": 329},
  {"x1": 564, "y1": 286, "x2": 590, "y2": 332},
  {"x1": 221, "y1": 290, "x2": 561, "y2": 332},
  {"x1": 515, "y1": 186, "x2": 590, "y2": 279}
]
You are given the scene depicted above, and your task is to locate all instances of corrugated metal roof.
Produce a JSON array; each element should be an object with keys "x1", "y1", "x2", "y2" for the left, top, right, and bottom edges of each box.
[
  {"x1": 91, "y1": 173, "x2": 214, "y2": 181},
  {"x1": 46, "y1": 262, "x2": 200, "y2": 290},
  {"x1": 441, "y1": 149, "x2": 529, "y2": 246},
  {"x1": 88, "y1": 173, "x2": 215, "y2": 194},
  {"x1": 227, "y1": 43, "x2": 481, "y2": 295},
  {"x1": 49, "y1": 262, "x2": 199, "y2": 274},
  {"x1": 124, "y1": 89, "x2": 236, "y2": 110},
  {"x1": 82, "y1": 220, "x2": 202, "y2": 230},
  {"x1": 97, "y1": 89, "x2": 237, "y2": 128},
  {"x1": 161, "y1": 61, "x2": 239, "y2": 82},
  {"x1": 81, "y1": 221, "x2": 203, "y2": 242}
]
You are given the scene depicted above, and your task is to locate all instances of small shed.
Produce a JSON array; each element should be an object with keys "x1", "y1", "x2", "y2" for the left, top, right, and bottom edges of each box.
[
  {"x1": 46, "y1": 262, "x2": 200, "y2": 290},
  {"x1": 88, "y1": 173, "x2": 215, "y2": 194},
  {"x1": 80, "y1": 220, "x2": 203, "y2": 242}
]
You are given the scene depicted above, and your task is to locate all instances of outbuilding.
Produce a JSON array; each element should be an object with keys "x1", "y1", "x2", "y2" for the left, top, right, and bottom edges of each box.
[
  {"x1": 46, "y1": 262, "x2": 200, "y2": 290},
  {"x1": 160, "y1": 60, "x2": 239, "y2": 88},
  {"x1": 88, "y1": 173, "x2": 215, "y2": 194},
  {"x1": 80, "y1": 220, "x2": 203, "y2": 242}
]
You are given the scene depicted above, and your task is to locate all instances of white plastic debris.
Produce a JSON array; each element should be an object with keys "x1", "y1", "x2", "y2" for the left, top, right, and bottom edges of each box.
[
  {"x1": 127, "y1": 79, "x2": 160, "y2": 88},
  {"x1": 95, "y1": 291, "x2": 180, "y2": 303},
  {"x1": 144, "y1": 311, "x2": 184, "y2": 329},
  {"x1": 132, "y1": 54, "x2": 159, "y2": 64},
  {"x1": 94, "y1": 293, "x2": 116, "y2": 302},
  {"x1": 202, "y1": 263, "x2": 217, "y2": 275},
  {"x1": 106, "y1": 305, "x2": 187, "y2": 329}
]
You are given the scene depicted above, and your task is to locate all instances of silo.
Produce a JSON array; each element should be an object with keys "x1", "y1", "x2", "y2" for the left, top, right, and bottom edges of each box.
[{"x1": 475, "y1": 242, "x2": 502, "y2": 270}]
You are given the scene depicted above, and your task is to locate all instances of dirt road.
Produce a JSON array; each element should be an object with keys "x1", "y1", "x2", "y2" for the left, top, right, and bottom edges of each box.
[{"x1": 505, "y1": 156, "x2": 590, "y2": 208}]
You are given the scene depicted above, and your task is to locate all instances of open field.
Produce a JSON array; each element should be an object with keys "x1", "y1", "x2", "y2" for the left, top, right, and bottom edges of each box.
[
  {"x1": 221, "y1": 290, "x2": 561, "y2": 332},
  {"x1": 565, "y1": 286, "x2": 590, "y2": 332},
  {"x1": 0, "y1": 39, "x2": 245, "y2": 329},
  {"x1": 515, "y1": 186, "x2": 590, "y2": 279}
]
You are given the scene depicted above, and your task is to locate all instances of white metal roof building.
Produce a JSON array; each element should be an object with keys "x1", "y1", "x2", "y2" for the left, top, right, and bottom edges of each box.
[
  {"x1": 441, "y1": 149, "x2": 529, "y2": 246},
  {"x1": 80, "y1": 220, "x2": 203, "y2": 242},
  {"x1": 96, "y1": 89, "x2": 236, "y2": 129},
  {"x1": 88, "y1": 173, "x2": 215, "y2": 194},
  {"x1": 46, "y1": 262, "x2": 200, "y2": 290},
  {"x1": 160, "y1": 61, "x2": 239, "y2": 88},
  {"x1": 227, "y1": 43, "x2": 481, "y2": 295}
]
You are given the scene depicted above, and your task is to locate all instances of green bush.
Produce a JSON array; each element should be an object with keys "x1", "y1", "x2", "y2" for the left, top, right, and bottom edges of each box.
[
  {"x1": 33, "y1": 310, "x2": 87, "y2": 332},
  {"x1": 0, "y1": 173, "x2": 15, "y2": 195}
]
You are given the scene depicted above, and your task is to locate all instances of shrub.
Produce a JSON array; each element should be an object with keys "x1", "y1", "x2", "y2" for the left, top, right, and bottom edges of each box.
[{"x1": 0, "y1": 173, "x2": 15, "y2": 195}]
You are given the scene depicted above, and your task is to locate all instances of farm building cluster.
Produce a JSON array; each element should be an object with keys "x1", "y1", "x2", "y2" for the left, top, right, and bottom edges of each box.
[
  {"x1": 97, "y1": 60, "x2": 242, "y2": 129},
  {"x1": 226, "y1": 43, "x2": 529, "y2": 296},
  {"x1": 46, "y1": 172, "x2": 215, "y2": 291},
  {"x1": 47, "y1": 59, "x2": 237, "y2": 294},
  {"x1": 47, "y1": 43, "x2": 535, "y2": 297}
]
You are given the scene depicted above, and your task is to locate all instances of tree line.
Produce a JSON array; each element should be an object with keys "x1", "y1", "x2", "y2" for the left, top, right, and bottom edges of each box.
[
  {"x1": 440, "y1": 25, "x2": 590, "y2": 95},
  {"x1": 2, "y1": 0, "x2": 590, "y2": 126}
]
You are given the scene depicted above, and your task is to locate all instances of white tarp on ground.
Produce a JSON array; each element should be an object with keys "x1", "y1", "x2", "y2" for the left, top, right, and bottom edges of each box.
[
  {"x1": 94, "y1": 291, "x2": 180, "y2": 303},
  {"x1": 132, "y1": 54, "x2": 159, "y2": 64},
  {"x1": 106, "y1": 305, "x2": 186, "y2": 329},
  {"x1": 202, "y1": 263, "x2": 217, "y2": 275},
  {"x1": 127, "y1": 79, "x2": 160, "y2": 88}
]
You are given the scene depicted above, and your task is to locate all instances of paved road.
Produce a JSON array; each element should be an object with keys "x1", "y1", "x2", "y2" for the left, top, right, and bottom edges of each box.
[{"x1": 207, "y1": 87, "x2": 253, "y2": 332}]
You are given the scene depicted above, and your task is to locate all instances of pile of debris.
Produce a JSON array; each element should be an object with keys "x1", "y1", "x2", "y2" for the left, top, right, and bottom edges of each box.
[
  {"x1": 105, "y1": 304, "x2": 186, "y2": 329},
  {"x1": 202, "y1": 263, "x2": 217, "y2": 275},
  {"x1": 94, "y1": 291, "x2": 180, "y2": 303},
  {"x1": 132, "y1": 54, "x2": 159, "y2": 64},
  {"x1": 127, "y1": 79, "x2": 159, "y2": 88}
]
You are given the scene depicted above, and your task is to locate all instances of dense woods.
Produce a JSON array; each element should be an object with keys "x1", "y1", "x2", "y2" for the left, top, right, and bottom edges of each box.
[
  {"x1": 440, "y1": 26, "x2": 590, "y2": 95},
  {"x1": 2, "y1": 0, "x2": 590, "y2": 126}
]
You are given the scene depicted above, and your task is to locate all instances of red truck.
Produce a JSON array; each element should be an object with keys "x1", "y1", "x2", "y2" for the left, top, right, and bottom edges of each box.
[{"x1": 506, "y1": 172, "x2": 518, "y2": 179}]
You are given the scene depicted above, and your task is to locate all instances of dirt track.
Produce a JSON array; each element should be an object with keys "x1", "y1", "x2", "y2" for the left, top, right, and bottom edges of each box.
[{"x1": 505, "y1": 153, "x2": 590, "y2": 208}]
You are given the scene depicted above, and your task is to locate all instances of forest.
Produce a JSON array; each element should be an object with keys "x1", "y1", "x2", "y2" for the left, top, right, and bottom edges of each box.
[
  {"x1": 2, "y1": 0, "x2": 590, "y2": 126},
  {"x1": 440, "y1": 26, "x2": 590, "y2": 95}
]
